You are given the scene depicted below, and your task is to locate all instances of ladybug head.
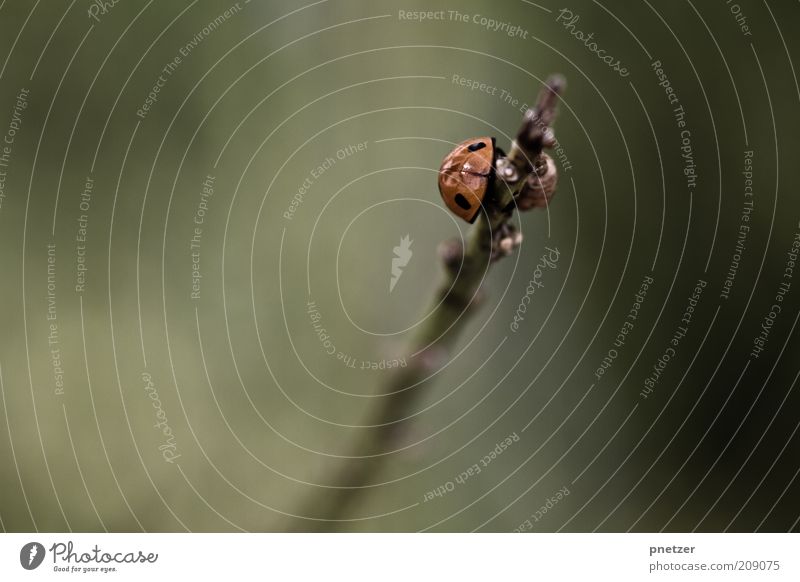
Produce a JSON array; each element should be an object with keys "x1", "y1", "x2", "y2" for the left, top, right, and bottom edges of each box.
[{"x1": 437, "y1": 137, "x2": 495, "y2": 223}]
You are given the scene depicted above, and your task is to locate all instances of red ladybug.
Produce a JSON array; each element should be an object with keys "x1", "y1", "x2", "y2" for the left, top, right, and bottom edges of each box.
[{"x1": 437, "y1": 137, "x2": 495, "y2": 223}]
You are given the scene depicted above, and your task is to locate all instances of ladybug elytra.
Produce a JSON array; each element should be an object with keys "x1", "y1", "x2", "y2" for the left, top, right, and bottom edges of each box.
[{"x1": 437, "y1": 137, "x2": 496, "y2": 223}]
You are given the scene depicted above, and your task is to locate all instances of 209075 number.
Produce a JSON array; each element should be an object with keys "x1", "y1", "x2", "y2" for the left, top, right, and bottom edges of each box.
[{"x1": 735, "y1": 560, "x2": 780, "y2": 571}]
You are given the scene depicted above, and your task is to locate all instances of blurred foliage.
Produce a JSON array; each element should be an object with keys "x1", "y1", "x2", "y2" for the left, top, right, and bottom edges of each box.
[{"x1": 0, "y1": 0, "x2": 798, "y2": 532}]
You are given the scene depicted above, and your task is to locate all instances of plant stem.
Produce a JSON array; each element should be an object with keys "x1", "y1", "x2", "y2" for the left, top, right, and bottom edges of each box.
[{"x1": 297, "y1": 75, "x2": 565, "y2": 531}]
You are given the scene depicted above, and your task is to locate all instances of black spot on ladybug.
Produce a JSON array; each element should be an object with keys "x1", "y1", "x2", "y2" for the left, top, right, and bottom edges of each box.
[
  {"x1": 467, "y1": 141, "x2": 486, "y2": 152},
  {"x1": 454, "y1": 193, "x2": 471, "y2": 210}
]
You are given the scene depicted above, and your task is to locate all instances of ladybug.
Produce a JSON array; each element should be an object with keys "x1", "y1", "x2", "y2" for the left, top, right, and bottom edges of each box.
[{"x1": 437, "y1": 137, "x2": 496, "y2": 223}]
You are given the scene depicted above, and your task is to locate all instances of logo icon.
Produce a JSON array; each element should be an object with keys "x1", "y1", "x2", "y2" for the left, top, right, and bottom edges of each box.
[
  {"x1": 389, "y1": 235, "x2": 413, "y2": 293},
  {"x1": 20, "y1": 542, "x2": 45, "y2": 570}
]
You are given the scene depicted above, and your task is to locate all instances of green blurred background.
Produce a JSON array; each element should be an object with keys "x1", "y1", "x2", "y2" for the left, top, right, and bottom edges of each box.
[{"x1": 0, "y1": 0, "x2": 798, "y2": 532}]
